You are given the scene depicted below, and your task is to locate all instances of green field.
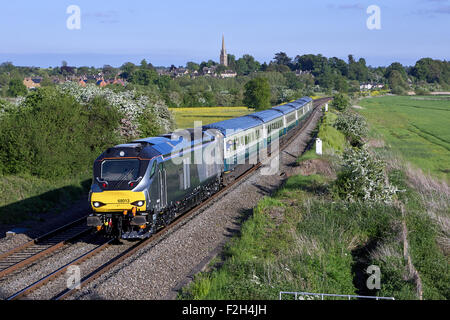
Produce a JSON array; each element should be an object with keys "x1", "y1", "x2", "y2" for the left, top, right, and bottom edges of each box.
[
  {"x1": 169, "y1": 106, "x2": 253, "y2": 129},
  {"x1": 357, "y1": 96, "x2": 450, "y2": 181}
]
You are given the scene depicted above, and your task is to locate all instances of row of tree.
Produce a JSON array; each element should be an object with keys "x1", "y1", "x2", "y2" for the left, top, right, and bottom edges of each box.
[{"x1": 1, "y1": 54, "x2": 449, "y2": 102}]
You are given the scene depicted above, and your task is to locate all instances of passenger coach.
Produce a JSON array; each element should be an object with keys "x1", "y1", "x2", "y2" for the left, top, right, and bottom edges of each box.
[{"x1": 87, "y1": 97, "x2": 313, "y2": 239}]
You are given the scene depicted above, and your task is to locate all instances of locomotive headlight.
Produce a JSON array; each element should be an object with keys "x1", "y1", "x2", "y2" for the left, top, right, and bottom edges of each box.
[
  {"x1": 131, "y1": 200, "x2": 145, "y2": 207},
  {"x1": 93, "y1": 201, "x2": 106, "y2": 208}
]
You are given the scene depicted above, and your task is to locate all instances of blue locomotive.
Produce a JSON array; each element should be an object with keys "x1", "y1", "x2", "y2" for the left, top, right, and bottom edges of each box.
[{"x1": 87, "y1": 97, "x2": 313, "y2": 239}]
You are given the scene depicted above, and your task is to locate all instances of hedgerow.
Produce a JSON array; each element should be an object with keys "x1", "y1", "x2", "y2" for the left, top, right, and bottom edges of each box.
[
  {"x1": 0, "y1": 87, "x2": 122, "y2": 178},
  {"x1": 58, "y1": 82, "x2": 174, "y2": 138}
]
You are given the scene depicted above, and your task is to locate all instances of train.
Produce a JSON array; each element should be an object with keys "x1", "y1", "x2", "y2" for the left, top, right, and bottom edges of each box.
[{"x1": 87, "y1": 97, "x2": 314, "y2": 239}]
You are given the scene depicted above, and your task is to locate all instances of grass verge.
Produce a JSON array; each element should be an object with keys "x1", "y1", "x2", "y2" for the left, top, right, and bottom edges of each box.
[{"x1": 0, "y1": 172, "x2": 91, "y2": 224}]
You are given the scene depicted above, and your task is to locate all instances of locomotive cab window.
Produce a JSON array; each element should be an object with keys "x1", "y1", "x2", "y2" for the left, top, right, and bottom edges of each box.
[
  {"x1": 150, "y1": 160, "x2": 157, "y2": 178},
  {"x1": 101, "y1": 159, "x2": 140, "y2": 181}
]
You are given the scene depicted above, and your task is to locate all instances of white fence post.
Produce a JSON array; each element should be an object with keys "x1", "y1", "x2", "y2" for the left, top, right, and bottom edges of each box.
[{"x1": 316, "y1": 138, "x2": 322, "y2": 155}]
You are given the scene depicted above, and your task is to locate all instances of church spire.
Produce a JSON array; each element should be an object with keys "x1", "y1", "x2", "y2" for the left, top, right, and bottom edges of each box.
[{"x1": 220, "y1": 34, "x2": 228, "y2": 66}]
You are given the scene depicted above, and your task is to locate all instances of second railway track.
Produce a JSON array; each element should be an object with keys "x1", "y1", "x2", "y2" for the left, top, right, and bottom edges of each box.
[{"x1": 0, "y1": 216, "x2": 91, "y2": 279}]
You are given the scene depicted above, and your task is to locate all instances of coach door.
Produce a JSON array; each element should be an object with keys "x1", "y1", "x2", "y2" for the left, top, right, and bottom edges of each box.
[{"x1": 158, "y1": 164, "x2": 167, "y2": 209}]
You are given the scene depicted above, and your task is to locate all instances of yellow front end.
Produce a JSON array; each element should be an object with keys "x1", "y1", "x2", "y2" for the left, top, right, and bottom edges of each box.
[{"x1": 91, "y1": 190, "x2": 146, "y2": 213}]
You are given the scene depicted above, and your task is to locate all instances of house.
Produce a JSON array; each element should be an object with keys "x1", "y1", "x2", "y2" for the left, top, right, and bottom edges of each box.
[
  {"x1": 295, "y1": 70, "x2": 311, "y2": 76},
  {"x1": 96, "y1": 78, "x2": 108, "y2": 87},
  {"x1": 106, "y1": 78, "x2": 126, "y2": 86},
  {"x1": 23, "y1": 77, "x2": 42, "y2": 89},
  {"x1": 78, "y1": 79, "x2": 87, "y2": 87},
  {"x1": 61, "y1": 66, "x2": 76, "y2": 75},
  {"x1": 219, "y1": 70, "x2": 237, "y2": 78},
  {"x1": 360, "y1": 83, "x2": 384, "y2": 91},
  {"x1": 201, "y1": 66, "x2": 217, "y2": 76},
  {"x1": 175, "y1": 68, "x2": 189, "y2": 77}
]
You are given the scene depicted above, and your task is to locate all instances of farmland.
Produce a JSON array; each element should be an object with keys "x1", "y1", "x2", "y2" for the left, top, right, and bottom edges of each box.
[
  {"x1": 357, "y1": 95, "x2": 450, "y2": 182},
  {"x1": 169, "y1": 106, "x2": 252, "y2": 129}
]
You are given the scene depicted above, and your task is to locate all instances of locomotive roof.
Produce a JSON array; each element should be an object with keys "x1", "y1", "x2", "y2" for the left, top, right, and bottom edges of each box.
[{"x1": 133, "y1": 129, "x2": 215, "y2": 156}]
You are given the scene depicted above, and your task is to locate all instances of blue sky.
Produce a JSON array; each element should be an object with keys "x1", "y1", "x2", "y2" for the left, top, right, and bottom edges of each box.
[{"x1": 0, "y1": 0, "x2": 448, "y2": 68}]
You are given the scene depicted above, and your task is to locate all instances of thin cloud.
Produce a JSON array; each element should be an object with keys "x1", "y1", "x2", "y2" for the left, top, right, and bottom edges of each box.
[
  {"x1": 413, "y1": 5, "x2": 450, "y2": 16},
  {"x1": 327, "y1": 3, "x2": 364, "y2": 10},
  {"x1": 85, "y1": 10, "x2": 120, "y2": 24},
  {"x1": 338, "y1": 4, "x2": 364, "y2": 10}
]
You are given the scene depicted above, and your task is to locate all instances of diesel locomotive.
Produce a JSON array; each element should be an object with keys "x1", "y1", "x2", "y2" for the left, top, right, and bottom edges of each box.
[{"x1": 87, "y1": 97, "x2": 313, "y2": 239}]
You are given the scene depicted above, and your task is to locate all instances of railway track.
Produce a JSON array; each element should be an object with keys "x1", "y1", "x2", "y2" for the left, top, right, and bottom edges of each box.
[
  {"x1": 0, "y1": 216, "x2": 91, "y2": 279},
  {"x1": 4, "y1": 97, "x2": 330, "y2": 300}
]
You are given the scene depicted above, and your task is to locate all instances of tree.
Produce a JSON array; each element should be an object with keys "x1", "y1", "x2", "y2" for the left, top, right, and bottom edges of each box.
[
  {"x1": 186, "y1": 61, "x2": 200, "y2": 72},
  {"x1": 284, "y1": 72, "x2": 303, "y2": 90},
  {"x1": 215, "y1": 64, "x2": 227, "y2": 75},
  {"x1": 412, "y1": 58, "x2": 450, "y2": 85},
  {"x1": 385, "y1": 62, "x2": 407, "y2": 80},
  {"x1": 331, "y1": 93, "x2": 350, "y2": 111},
  {"x1": 0, "y1": 61, "x2": 15, "y2": 74},
  {"x1": 7, "y1": 78, "x2": 27, "y2": 97},
  {"x1": 329, "y1": 57, "x2": 348, "y2": 77},
  {"x1": 155, "y1": 75, "x2": 171, "y2": 90},
  {"x1": 266, "y1": 63, "x2": 291, "y2": 73},
  {"x1": 294, "y1": 54, "x2": 328, "y2": 77},
  {"x1": 334, "y1": 75, "x2": 349, "y2": 93},
  {"x1": 388, "y1": 70, "x2": 408, "y2": 94},
  {"x1": 235, "y1": 54, "x2": 260, "y2": 75},
  {"x1": 348, "y1": 57, "x2": 368, "y2": 82},
  {"x1": 243, "y1": 77, "x2": 271, "y2": 110},
  {"x1": 102, "y1": 64, "x2": 116, "y2": 78},
  {"x1": 273, "y1": 52, "x2": 292, "y2": 66},
  {"x1": 227, "y1": 54, "x2": 236, "y2": 70},
  {"x1": 120, "y1": 62, "x2": 137, "y2": 80},
  {"x1": 129, "y1": 68, "x2": 157, "y2": 86}
]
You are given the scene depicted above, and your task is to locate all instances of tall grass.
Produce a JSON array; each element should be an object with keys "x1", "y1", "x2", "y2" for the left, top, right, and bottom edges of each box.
[{"x1": 179, "y1": 173, "x2": 419, "y2": 300}]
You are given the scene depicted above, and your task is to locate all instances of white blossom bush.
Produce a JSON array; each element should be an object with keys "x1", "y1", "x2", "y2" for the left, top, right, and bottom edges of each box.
[
  {"x1": 333, "y1": 111, "x2": 368, "y2": 147},
  {"x1": 0, "y1": 97, "x2": 25, "y2": 118},
  {"x1": 57, "y1": 82, "x2": 174, "y2": 138},
  {"x1": 333, "y1": 146, "x2": 399, "y2": 204}
]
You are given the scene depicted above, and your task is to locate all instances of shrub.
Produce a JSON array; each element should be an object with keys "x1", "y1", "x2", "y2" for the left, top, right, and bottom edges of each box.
[
  {"x1": 333, "y1": 146, "x2": 399, "y2": 204},
  {"x1": 333, "y1": 111, "x2": 368, "y2": 147},
  {"x1": 414, "y1": 87, "x2": 430, "y2": 96},
  {"x1": 58, "y1": 82, "x2": 174, "y2": 138},
  {"x1": 0, "y1": 87, "x2": 123, "y2": 178},
  {"x1": 331, "y1": 93, "x2": 350, "y2": 111},
  {"x1": 243, "y1": 77, "x2": 271, "y2": 110},
  {"x1": 7, "y1": 78, "x2": 27, "y2": 97}
]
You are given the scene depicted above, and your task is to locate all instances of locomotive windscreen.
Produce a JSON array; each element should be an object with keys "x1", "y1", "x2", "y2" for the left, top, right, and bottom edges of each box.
[{"x1": 101, "y1": 159, "x2": 140, "y2": 181}]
